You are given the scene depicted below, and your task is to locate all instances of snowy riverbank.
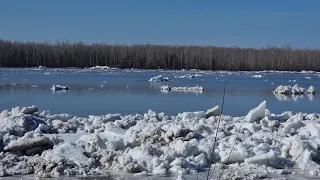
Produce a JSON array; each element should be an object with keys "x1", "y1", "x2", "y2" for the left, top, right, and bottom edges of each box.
[{"x1": 1, "y1": 102, "x2": 320, "y2": 179}]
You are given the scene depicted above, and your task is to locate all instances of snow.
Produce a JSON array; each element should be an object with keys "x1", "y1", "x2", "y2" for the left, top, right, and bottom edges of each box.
[
  {"x1": 1, "y1": 101, "x2": 320, "y2": 179},
  {"x1": 274, "y1": 84, "x2": 316, "y2": 95},
  {"x1": 148, "y1": 75, "x2": 169, "y2": 82}
]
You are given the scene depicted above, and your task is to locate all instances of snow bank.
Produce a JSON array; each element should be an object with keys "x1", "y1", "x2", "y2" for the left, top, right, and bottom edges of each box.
[
  {"x1": 273, "y1": 84, "x2": 315, "y2": 95},
  {"x1": 51, "y1": 85, "x2": 69, "y2": 91},
  {"x1": 148, "y1": 75, "x2": 169, "y2": 82},
  {"x1": 161, "y1": 85, "x2": 204, "y2": 93},
  {"x1": 1, "y1": 101, "x2": 320, "y2": 178}
]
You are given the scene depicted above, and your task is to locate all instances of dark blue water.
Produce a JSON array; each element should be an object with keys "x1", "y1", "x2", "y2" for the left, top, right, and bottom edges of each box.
[{"x1": 0, "y1": 68, "x2": 319, "y2": 117}]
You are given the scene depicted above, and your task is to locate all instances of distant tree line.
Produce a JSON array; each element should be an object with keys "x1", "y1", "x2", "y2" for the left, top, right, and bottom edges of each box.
[{"x1": 0, "y1": 39, "x2": 320, "y2": 71}]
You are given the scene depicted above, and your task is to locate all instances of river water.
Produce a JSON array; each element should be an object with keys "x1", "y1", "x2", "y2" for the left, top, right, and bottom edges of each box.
[{"x1": 0, "y1": 68, "x2": 319, "y2": 117}]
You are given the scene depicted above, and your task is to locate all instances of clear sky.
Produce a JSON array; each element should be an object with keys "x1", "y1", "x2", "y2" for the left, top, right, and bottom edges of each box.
[{"x1": 1, "y1": 0, "x2": 319, "y2": 48}]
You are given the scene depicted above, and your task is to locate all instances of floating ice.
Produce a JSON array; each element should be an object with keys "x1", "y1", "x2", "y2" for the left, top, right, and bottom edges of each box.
[
  {"x1": 148, "y1": 75, "x2": 169, "y2": 82},
  {"x1": 51, "y1": 85, "x2": 69, "y2": 91},
  {"x1": 252, "y1": 74, "x2": 262, "y2": 78},
  {"x1": 174, "y1": 74, "x2": 195, "y2": 79},
  {"x1": 273, "y1": 84, "x2": 315, "y2": 95},
  {"x1": 89, "y1": 65, "x2": 110, "y2": 70},
  {"x1": 161, "y1": 85, "x2": 204, "y2": 93}
]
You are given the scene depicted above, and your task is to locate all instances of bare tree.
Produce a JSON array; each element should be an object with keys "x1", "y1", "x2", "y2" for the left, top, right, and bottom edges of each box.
[{"x1": 0, "y1": 39, "x2": 319, "y2": 71}]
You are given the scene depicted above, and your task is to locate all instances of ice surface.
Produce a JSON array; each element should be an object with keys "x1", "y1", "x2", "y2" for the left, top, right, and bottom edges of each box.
[{"x1": 1, "y1": 101, "x2": 320, "y2": 179}]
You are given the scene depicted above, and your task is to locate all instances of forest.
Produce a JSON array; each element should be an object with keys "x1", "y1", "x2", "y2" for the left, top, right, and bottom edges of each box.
[{"x1": 0, "y1": 39, "x2": 320, "y2": 71}]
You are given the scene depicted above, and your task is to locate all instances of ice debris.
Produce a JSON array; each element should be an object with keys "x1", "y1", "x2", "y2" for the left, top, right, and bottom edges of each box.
[{"x1": 0, "y1": 101, "x2": 320, "y2": 178}]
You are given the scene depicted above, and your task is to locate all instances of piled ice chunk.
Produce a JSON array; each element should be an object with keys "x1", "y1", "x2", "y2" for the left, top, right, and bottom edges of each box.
[{"x1": 1, "y1": 101, "x2": 320, "y2": 179}]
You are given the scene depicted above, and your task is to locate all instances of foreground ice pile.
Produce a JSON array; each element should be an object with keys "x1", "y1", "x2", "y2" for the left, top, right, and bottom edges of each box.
[
  {"x1": 148, "y1": 75, "x2": 170, "y2": 82},
  {"x1": 161, "y1": 85, "x2": 204, "y2": 93},
  {"x1": 1, "y1": 101, "x2": 320, "y2": 179},
  {"x1": 274, "y1": 84, "x2": 315, "y2": 95}
]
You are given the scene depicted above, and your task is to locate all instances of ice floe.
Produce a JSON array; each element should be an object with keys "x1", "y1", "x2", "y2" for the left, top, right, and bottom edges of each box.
[
  {"x1": 1, "y1": 102, "x2": 320, "y2": 179},
  {"x1": 273, "y1": 84, "x2": 315, "y2": 95},
  {"x1": 252, "y1": 74, "x2": 262, "y2": 78},
  {"x1": 51, "y1": 85, "x2": 69, "y2": 91},
  {"x1": 161, "y1": 85, "x2": 204, "y2": 93},
  {"x1": 89, "y1": 65, "x2": 110, "y2": 70},
  {"x1": 174, "y1": 74, "x2": 195, "y2": 79},
  {"x1": 148, "y1": 75, "x2": 170, "y2": 82}
]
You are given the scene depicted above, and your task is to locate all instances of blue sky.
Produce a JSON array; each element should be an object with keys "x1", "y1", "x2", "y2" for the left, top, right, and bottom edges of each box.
[{"x1": 1, "y1": 0, "x2": 319, "y2": 48}]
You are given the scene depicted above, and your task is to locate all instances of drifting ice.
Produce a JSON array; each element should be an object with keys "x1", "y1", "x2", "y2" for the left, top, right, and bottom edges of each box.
[
  {"x1": 273, "y1": 84, "x2": 315, "y2": 95},
  {"x1": 174, "y1": 74, "x2": 195, "y2": 79},
  {"x1": 148, "y1": 75, "x2": 169, "y2": 82},
  {"x1": 1, "y1": 101, "x2": 320, "y2": 179},
  {"x1": 161, "y1": 85, "x2": 204, "y2": 92},
  {"x1": 51, "y1": 85, "x2": 69, "y2": 91},
  {"x1": 252, "y1": 74, "x2": 262, "y2": 78},
  {"x1": 89, "y1": 65, "x2": 110, "y2": 70}
]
